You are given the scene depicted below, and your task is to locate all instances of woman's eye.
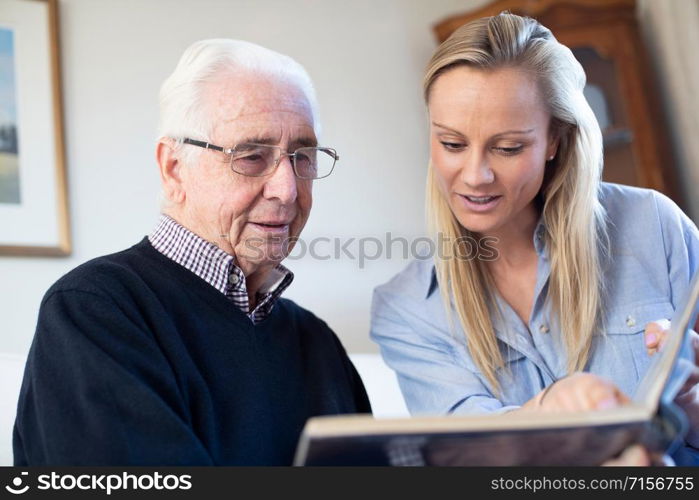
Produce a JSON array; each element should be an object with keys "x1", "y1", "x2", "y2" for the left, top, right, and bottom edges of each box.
[
  {"x1": 493, "y1": 145, "x2": 524, "y2": 156},
  {"x1": 440, "y1": 141, "x2": 465, "y2": 151}
]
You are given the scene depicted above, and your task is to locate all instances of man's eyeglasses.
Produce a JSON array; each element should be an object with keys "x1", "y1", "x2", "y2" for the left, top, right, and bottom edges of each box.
[{"x1": 179, "y1": 138, "x2": 338, "y2": 179}]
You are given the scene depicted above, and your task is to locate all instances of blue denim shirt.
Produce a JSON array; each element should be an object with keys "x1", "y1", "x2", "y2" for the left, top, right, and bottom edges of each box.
[{"x1": 371, "y1": 183, "x2": 698, "y2": 460}]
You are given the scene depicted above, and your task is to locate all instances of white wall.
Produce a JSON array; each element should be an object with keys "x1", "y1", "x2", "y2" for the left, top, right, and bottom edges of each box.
[{"x1": 0, "y1": 0, "x2": 481, "y2": 357}]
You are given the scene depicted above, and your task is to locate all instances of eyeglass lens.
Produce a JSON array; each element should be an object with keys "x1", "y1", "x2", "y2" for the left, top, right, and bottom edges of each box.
[{"x1": 230, "y1": 144, "x2": 335, "y2": 179}]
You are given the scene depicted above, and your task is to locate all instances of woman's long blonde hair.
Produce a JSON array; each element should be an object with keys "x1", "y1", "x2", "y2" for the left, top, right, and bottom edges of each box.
[{"x1": 424, "y1": 13, "x2": 607, "y2": 392}]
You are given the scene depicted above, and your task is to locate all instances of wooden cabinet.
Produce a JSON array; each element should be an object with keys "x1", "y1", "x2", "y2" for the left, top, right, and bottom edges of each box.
[{"x1": 434, "y1": 0, "x2": 685, "y2": 208}]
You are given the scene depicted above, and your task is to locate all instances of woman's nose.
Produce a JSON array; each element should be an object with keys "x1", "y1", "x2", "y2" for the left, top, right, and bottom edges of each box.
[{"x1": 460, "y1": 150, "x2": 494, "y2": 187}]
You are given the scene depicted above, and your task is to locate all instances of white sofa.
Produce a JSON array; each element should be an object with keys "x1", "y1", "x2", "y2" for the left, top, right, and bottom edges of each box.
[
  {"x1": 0, "y1": 353, "x2": 25, "y2": 466},
  {"x1": 348, "y1": 353, "x2": 409, "y2": 418},
  {"x1": 0, "y1": 352, "x2": 406, "y2": 465}
]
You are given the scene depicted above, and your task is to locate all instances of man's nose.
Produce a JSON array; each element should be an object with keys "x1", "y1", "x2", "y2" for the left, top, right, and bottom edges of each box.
[
  {"x1": 263, "y1": 154, "x2": 298, "y2": 204},
  {"x1": 460, "y1": 150, "x2": 494, "y2": 187}
]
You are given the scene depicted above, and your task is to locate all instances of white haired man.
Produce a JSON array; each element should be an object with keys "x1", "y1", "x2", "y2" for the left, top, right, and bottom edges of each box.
[{"x1": 13, "y1": 39, "x2": 371, "y2": 465}]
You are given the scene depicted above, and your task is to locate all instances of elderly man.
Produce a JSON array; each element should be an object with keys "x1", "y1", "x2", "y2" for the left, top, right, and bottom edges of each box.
[{"x1": 14, "y1": 39, "x2": 370, "y2": 465}]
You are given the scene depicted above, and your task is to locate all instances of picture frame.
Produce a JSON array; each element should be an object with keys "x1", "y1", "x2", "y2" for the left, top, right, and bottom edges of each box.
[{"x1": 0, "y1": 0, "x2": 70, "y2": 256}]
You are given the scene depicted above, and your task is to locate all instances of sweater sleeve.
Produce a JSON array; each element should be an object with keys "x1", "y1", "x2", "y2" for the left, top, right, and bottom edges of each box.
[{"x1": 13, "y1": 288, "x2": 214, "y2": 465}]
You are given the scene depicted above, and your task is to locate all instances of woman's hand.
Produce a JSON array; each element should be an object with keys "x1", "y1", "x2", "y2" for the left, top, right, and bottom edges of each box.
[
  {"x1": 602, "y1": 445, "x2": 674, "y2": 466},
  {"x1": 522, "y1": 372, "x2": 630, "y2": 413},
  {"x1": 603, "y1": 445, "x2": 651, "y2": 466},
  {"x1": 520, "y1": 373, "x2": 676, "y2": 465},
  {"x1": 644, "y1": 319, "x2": 699, "y2": 447}
]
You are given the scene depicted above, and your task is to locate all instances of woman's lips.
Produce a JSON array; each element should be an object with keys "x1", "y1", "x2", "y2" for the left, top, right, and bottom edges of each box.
[{"x1": 457, "y1": 194, "x2": 502, "y2": 212}]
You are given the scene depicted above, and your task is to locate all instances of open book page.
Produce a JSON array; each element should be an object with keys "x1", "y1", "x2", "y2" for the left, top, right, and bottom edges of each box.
[{"x1": 633, "y1": 272, "x2": 699, "y2": 409}]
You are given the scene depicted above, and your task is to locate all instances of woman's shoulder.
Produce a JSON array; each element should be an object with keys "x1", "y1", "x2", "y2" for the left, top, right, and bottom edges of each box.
[
  {"x1": 599, "y1": 182, "x2": 693, "y2": 233},
  {"x1": 370, "y1": 257, "x2": 453, "y2": 347},
  {"x1": 373, "y1": 258, "x2": 436, "y2": 305},
  {"x1": 600, "y1": 182, "x2": 686, "y2": 214},
  {"x1": 600, "y1": 181, "x2": 664, "y2": 211},
  {"x1": 597, "y1": 183, "x2": 698, "y2": 319}
]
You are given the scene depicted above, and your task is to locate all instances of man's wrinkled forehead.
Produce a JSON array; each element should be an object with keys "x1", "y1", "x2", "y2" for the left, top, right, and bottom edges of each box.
[
  {"x1": 220, "y1": 119, "x2": 317, "y2": 148},
  {"x1": 213, "y1": 88, "x2": 312, "y2": 116},
  {"x1": 207, "y1": 74, "x2": 316, "y2": 145}
]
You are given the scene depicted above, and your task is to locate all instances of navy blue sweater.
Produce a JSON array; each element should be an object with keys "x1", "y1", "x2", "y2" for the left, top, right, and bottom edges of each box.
[{"x1": 14, "y1": 238, "x2": 371, "y2": 465}]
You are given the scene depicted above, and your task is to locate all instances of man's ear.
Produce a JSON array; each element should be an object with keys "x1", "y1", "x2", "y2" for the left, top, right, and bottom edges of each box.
[{"x1": 156, "y1": 138, "x2": 185, "y2": 204}]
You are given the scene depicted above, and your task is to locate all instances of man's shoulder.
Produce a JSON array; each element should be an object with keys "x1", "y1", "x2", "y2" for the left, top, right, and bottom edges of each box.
[
  {"x1": 45, "y1": 238, "x2": 156, "y2": 301},
  {"x1": 270, "y1": 297, "x2": 354, "y2": 355},
  {"x1": 273, "y1": 297, "x2": 331, "y2": 330}
]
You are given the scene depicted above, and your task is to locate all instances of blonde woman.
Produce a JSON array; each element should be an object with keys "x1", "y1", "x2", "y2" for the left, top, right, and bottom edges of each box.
[{"x1": 370, "y1": 13, "x2": 699, "y2": 464}]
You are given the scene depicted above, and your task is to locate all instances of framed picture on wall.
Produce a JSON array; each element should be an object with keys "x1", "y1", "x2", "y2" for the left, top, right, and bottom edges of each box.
[{"x1": 0, "y1": 0, "x2": 70, "y2": 256}]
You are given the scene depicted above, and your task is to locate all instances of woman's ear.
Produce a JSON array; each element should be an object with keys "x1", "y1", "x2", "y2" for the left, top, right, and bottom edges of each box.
[
  {"x1": 546, "y1": 127, "x2": 561, "y2": 162},
  {"x1": 156, "y1": 138, "x2": 185, "y2": 204},
  {"x1": 546, "y1": 119, "x2": 566, "y2": 162},
  {"x1": 547, "y1": 137, "x2": 559, "y2": 161}
]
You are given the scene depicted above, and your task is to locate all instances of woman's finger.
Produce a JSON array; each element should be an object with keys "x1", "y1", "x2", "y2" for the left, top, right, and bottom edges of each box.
[
  {"x1": 645, "y1": 319, "x2": 671, "y2": 356},
  {"x1": 589, "y1": 380, "x2": 625, "y2": 410},
  {"x1": 677, "y1": 365, "x2": 699, "y2": 396},
  {"x1": 603, "y1": 445, "x2": 650, "y2": 466},
  {"x1": 539, "y1": 373, "x2": 629, "y2": 412},
  {"x1": 691, "y1": 329, "x2": 699, "y2": 363}
]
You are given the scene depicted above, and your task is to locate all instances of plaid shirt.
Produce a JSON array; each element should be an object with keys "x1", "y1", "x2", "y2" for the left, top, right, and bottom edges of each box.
[{"x1": 148, "y1": 214, "x2": 293, "y2": 324}]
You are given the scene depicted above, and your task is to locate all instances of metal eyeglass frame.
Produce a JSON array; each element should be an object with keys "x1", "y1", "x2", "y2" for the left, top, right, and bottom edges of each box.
[{"x1": 179, "y1": 138, "x2": 339, "y2": 179}]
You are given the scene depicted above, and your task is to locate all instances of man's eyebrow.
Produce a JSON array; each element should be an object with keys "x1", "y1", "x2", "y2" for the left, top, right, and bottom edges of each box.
[
  {"x1": 291, "y1": 137, "x2": 318, "y2": 148},
  {"x1": 432, "y1": 122, "x2": 535, "y2": 138},
  {"x1": 235, "y1": 136, "x2": 318, "y2": 148},
  {"x1": 237, "y1": 136, "x2": 279, "y2": 146}
]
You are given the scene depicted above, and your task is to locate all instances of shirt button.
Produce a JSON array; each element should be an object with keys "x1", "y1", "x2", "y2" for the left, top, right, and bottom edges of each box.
[
  {"x1": 229, "y1": 273, "x2": 240, "y2": 286},
  {"x1": 626, "y1": 316, "x2": 636, "y2": 327},
  {"x1": 539, "y1": 324, "x2": 549, "y2": 334}
]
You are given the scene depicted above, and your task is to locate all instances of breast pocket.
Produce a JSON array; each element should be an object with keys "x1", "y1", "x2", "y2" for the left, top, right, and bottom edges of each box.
[
  {"x1": 604, "y1": 301, "x2": 675, "y2": 335},
  {"x1": 592, "y1": 300, "x2": 676, "y2": 397}
]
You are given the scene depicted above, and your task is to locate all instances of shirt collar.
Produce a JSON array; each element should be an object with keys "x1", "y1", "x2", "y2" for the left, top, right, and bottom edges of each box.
[
  {"x1": 425, "y1": 265, "x2": 439, "y2": 299},
  {"x1": 533, "y1": 214, "x2": 547, "y2": 256},
  {"x1": 148, "y1": 214, "x2": 293, "y2": 299},
  {"x1": 257, "y1": 265, "x2": 291, "y2": 294},
  {"x1": 148, "y1": 214, "x2": 235, "y2": 294}
]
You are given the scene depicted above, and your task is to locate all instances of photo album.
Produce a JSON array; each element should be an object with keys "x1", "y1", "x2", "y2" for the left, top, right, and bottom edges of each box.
[{"x1": 294, "y1": 273, "x2": 699, "y2": 466}]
